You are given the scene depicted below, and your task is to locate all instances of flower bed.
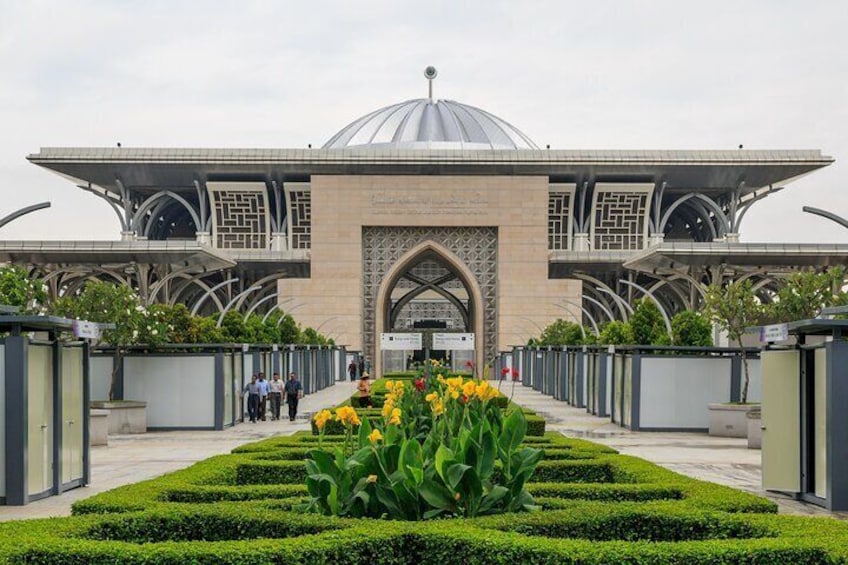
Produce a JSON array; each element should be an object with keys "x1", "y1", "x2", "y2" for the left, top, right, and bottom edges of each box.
[{"x1": 2, "y1": 399, "x2": 848, "y2": 561}]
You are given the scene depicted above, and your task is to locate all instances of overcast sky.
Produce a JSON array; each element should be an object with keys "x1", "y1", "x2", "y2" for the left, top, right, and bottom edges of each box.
[{"x1": 1, "y1": 0, "x2": 846, "y2": 242}]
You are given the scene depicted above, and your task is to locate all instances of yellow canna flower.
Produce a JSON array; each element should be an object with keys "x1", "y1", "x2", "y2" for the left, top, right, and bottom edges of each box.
[
  {"x1": 382, "y1": 399, "x2": 394, "y2": 418},
  {"x1": 386, "y1": 381, "x2": 395, "y2": 392},
  {"x1": 447, "y1": 377, "x2": 464, "y2": 391},
  {"x1": 335, "y1": 406, "x2": 361, "y2": 427},
  {"x1": 367, "y1": 474, "x2": 378, "y2": 483},
  {"x1": 388, "y1": 407, "x2": 402, "y2": 426},
  {"x1": 368, "y1": 429, "x2": 383, "y2": 444},
  {"x1": 475, "y1": 381, "x2": 490, "y2": 399},
  {"x1": 450, "y1": 390, "x2": 459, "y2": 400},
  {"x1": 462, "y1": 381, "x2": 476, "y2": 397},
  {"x1": 425, "y1": 392, "x2": 439, "y2": 403},
  {"x1": 437, "y1": 374, "x2": 446, "y2": 383},
  {"x1": 313, "y1": 409, "x2": 332, "y2": 430},
  {"x1": 431, "y1": 399, "x2": 444, "y2": 416}
]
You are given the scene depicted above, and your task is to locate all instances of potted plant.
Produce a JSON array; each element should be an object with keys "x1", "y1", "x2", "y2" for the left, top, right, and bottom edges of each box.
[{"x1": 702, "y1": 279, "x2": 761, "y2": 438}]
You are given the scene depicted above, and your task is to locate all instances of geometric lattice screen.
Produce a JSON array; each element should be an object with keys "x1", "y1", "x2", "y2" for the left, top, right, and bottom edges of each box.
[
  {"x1": 361, "y1": 226, "x2": 498, "y2": 366},
  {"x1": 284, "y1": 182, "x2": 312, "y2": 250},
  {"x1": 590, "y1": 183, "x2": 654, "y2": 251},
  {"x1": 207, "y1": 182, "x2": 271, "y2": 249},
  {"x1": 548, "y1": 183, "x2": 575, "y2": 250}
]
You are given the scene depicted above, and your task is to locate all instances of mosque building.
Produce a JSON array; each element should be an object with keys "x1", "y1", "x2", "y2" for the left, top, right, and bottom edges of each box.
[{"x1": 9, "y1": 68, "x2": 836, "y2": 374}]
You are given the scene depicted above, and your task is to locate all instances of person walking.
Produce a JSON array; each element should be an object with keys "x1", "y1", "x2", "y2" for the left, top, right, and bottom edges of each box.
[
  {"x1": 257, "y1": 373, "x2": 269, "y2": 421},
  {"x1": 348, "y1": 360, "x2": 357, "y2": 382},
  {"x1": 269, "y1": 372, "x2": 284, "y2": 421},
  {"x1": 242, "y1": 375, "x2": 260, "y2": 423},
  {"x1": 285, "y1": 372, "x2": 303, "y2": 422}
]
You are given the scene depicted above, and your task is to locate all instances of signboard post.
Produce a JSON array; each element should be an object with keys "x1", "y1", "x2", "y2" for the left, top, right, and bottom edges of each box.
[
  {"x1": 432, "y1": 333, "x2": 475, "y2": 351},
  {"x1": 72, "y1": 320, "x2": 101, "y2": 340},
  {"x1": 380, "y1": 332, "x2": 424, "y2": 379},
  {"x1": 379, "y1": 333, "x2": 423, "y2": 351},
  {"x1": 759, "y1": 323, "x2": 789, "y2": 343}
]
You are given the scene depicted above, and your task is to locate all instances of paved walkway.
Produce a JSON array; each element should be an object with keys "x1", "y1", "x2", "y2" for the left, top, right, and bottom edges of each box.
[
  {"x1": 0, "y1": 381, "x2": 358, "y2": 522},
  {"x1": 1, "y1": 379, "x2": 844, "y2": 521},
  {"x1": 494, "y1": 379, "x2": 847, "y2": 520}
]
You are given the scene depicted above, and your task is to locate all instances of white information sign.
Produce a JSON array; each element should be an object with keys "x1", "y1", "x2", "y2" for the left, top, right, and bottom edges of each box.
[
  {"x1": 380, "y1": 333, "x2": 423, "y2": 351},
  {"x1": 432, "y1": 333, "x2": 475, "y2": 351},
  {"x1": 72, "y1": 320, "x2": 101, "y2": 340},
  {"x1": 759, "y1": 323, "x2": 789, "y2": 343}
]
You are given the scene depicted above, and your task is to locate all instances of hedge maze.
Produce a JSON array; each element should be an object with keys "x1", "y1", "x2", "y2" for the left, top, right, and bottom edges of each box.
[{"x1": 1, "y1": 427, "x2": 848, "y2": 563}]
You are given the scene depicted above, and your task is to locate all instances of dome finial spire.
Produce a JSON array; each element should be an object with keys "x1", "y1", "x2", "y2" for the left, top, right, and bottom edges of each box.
[{"x1": 424, "y1": 66, "x2": 438, "y2": 100}]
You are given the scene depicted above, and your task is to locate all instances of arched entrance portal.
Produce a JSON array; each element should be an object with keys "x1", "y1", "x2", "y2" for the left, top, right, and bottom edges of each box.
[{"x1": 374, "y1": 241, "x2": 485, "y2": 378}]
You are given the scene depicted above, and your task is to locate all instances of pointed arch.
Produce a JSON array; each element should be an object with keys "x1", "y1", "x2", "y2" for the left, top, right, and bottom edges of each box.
[{"x1": 374, "y1": 240, "x2": 485, "y2": 377}]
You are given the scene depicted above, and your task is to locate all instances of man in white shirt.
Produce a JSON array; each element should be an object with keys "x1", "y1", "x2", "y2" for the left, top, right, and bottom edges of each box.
[
  {"x1": 269, "y1": 372, "x2": 284, "y2": 421},
  {"x1": 257, "y1": 373, "x2": 269, "y2": 421}
]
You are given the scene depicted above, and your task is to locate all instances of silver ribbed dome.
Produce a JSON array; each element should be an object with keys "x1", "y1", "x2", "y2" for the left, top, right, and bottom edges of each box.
[{"x1": 323, "y1": 99, "x2": 538, "y2": 150}]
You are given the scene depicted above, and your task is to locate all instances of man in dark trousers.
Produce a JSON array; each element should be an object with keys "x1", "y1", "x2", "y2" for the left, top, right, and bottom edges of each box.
[
  {"x1": 243, "y1": 374, "x2": 260, "y2": 423},
  {"x1": 285, "y1": 372, "x2": 303, "y2": 422}
]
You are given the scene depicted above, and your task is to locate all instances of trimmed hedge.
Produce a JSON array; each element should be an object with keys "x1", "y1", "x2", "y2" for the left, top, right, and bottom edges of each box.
[
  {"x1": 4, "y1": 510, "x2": 848, "y2": 563},
  {"x1": 4, "y1": 396, "x2": 846, "y2": 563}
]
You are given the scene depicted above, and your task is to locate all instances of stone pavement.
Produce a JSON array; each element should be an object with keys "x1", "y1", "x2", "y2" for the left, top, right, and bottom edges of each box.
[
  {"x1": 493, "y1": 379, "x2": 848, "y2": 520},
  {"x1": 0, "y1": 380, "x2": 358, "y2": 522},
  {"x1": 2, "y1": 379, "x2": 845, "y2": 522}
]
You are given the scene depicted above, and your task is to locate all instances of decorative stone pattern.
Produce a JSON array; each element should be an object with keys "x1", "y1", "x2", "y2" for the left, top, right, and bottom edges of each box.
[
  {"x1": 207, "y1": 183, "x2": 271, "y2": 249},
  {"x1": 288, "y1": 190, "x2": 312, "y2": 249},
  {"x1": 395, "y1": 301, "x2": 463, "y2": 329},
  {"x1": 591, "y1": 184, "x2": 654, "y2": 250},
  {"x1": 548, "y1": 191, "x2": 573, "y2": 250},
  {"x1": 362, "y1": 226, "x2": 498, "y2": 365}
]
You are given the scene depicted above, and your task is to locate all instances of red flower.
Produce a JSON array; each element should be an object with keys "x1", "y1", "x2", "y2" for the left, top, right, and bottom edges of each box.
[
  {"x1": 465, "y1": 360, "x2": 474, "y2": 369},
  {"x1": 461, "y1": 394, "x2": 469, "y2": 403},
  {"x1": 501, "y1": 367, "x2": 509, "y2": 376},
  {"x1": 414, "y1": 378, "x2": 425, "y2": 392},
  {"x1": 511, "y1": 368, "x2": 520, "y2": 381}
]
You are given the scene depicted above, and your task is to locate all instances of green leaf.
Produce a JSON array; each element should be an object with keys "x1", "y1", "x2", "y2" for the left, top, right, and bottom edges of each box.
[
  {"x1": 435, "y1": 444, "x2": 454, "y2": 483},
  {"x1": 423, "y1": 508, "x2": 446, "y2": 520},
  {"x1": 446, "y1": 463, "x2": 472, "y2": 490},
  {"x1": 478, "y1": 485, "x2": 509, "y2": 514},
  {"x1": 499, "y1": 409, "x2": 527, "y2": 456},
  {"x1": 479, "y1": 427, "x2": 496, "y2": 479},
  {"x1": 419, "y1": 480, "x2": 458, "y2": 512},
  {"x1": 400, "y1": 439, "x2": 424, "y2": 486},
  {"x1": 357, "y1": 415, "x2": 372, "y2": 448}
]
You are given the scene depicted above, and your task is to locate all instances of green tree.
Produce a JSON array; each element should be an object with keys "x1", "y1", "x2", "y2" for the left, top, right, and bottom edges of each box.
[
  {"x1": 534, "y1": 319, "x2": 585, "y2": 346},
  {"x1": 598, "y1": 321, "x2": 634, "y2": 345},
  {"x1": 50, "y1": 281, "x2": 168, "y2": 400},
  {"x1": 219, "y1": 310, "x2": 247, "y2": 342},
  {"x1": 0, "y1": 266, "x2": 47, "y2": 313},
  {"x1": 187, "y1": 316, "x2": 225, "y2": 343},
  {"x1": 702, "y1": 280, "x2": 762, "y2": 403},
  {"x1": 299, "y1": 327, "x2": 331, "y2": 345},
  {"x1": 766, "y1": 267, "x2": 848, "y2": 323},
  {"x1": 671, "y1": 310, "x2": 713, "y2": 347},
  {"x1": 274, "y1": 312, "x2": 300, "y2": 344},
  {"x1": 629, "y1": 298, "x2": 670, "y2": 345},
  {"x1": 148, "y1": 303, "x2": 192, "y2": 343}
]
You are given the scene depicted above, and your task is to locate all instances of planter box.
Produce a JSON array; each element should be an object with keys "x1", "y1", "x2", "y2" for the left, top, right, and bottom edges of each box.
[
  {"x1": 89, "y1": 409, "x2": 109, "y2": 446},
  {"x1": 747, "y1": 406, "x2": 762, "y2": 449},
  {"x1": 90, "y1": 400, "x2": 147, "y2": 434},
  {"x1": 708, "y1": 403, "x2": 759, "y2": 438}
]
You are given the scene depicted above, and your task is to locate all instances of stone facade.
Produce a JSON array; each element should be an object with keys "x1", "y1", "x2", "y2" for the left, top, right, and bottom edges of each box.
[{"x1": 278, "y1": 175, "x2": 581, "y2": 375}]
